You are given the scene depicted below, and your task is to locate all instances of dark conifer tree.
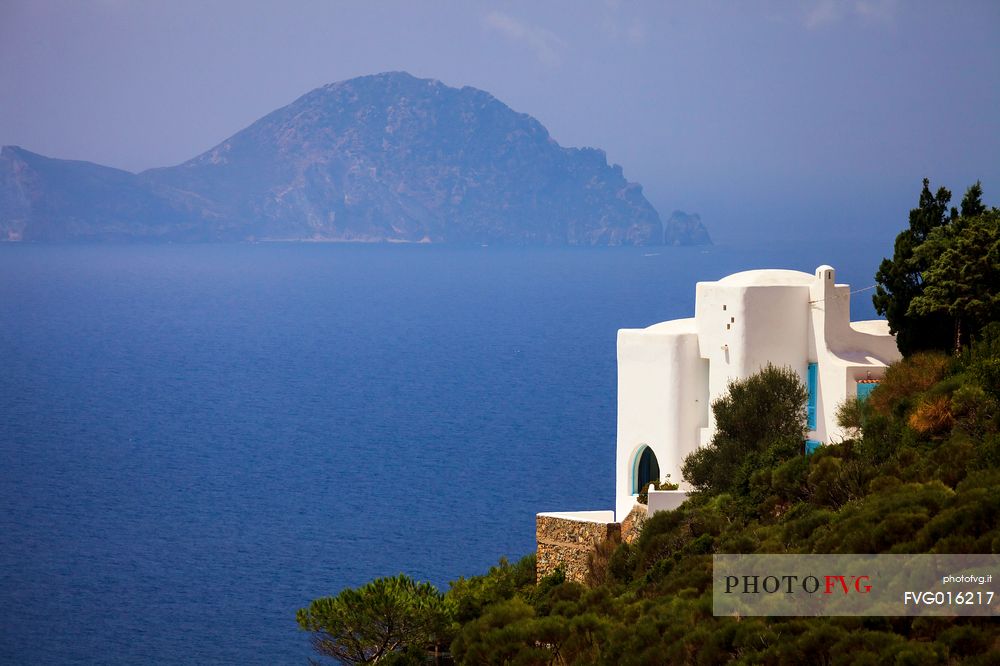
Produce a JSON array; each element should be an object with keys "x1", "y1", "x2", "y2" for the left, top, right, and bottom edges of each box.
[{"x1": 873, "y1": 178, "x2": 955, "y2": 355}]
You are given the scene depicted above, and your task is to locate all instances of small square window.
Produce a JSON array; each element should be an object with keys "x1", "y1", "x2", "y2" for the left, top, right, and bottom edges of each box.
[
  {"x1": 723, "y1": 305, "x2": 727, "y2": 311},
  {"x1": 726, "y1": 324, "x2": 731, "y2": 330},
  {"x1": 730, "y1": 317, "x2": 735, "y2": 323}
]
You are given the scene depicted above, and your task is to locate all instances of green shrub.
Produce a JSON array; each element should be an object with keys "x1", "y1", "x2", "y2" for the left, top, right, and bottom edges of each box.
[
  {"x1": 836, "y1": 396, "x2": 866, "y2": 438},
  {"x1": 682, "y1": 364, "x2": 806, "y2": 496},
  {"x1": 446, "y1": 554, "x2": 536, "y2": 623}
]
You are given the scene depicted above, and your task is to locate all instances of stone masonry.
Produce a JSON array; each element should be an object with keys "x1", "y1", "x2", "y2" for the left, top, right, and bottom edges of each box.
[
  {"x1": 535, "y1": 514, "x2": 621, "y2": 584},
  {"x1": 620, "y1": 503, "x2": 647, "y2": 545}
]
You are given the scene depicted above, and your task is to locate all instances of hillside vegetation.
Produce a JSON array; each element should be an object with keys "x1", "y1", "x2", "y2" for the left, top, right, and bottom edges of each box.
[{"x1": 298, "y1": 181, "x2": 1000, "y2": 664}]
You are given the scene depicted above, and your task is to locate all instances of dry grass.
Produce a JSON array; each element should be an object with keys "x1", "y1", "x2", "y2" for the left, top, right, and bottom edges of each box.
[
  {"x1": 585, "y1": 533, "x2": 622, "y2": 588},
  {"x1": 908, "y1": 395, "x2": 954, "y2": 435},
  {"x1": 869, "y1": 352, "x2": 952, "y2": 417}
]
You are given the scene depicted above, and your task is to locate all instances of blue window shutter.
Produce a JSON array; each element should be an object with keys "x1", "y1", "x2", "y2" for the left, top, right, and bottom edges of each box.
[
  {"x1": 805, "y1": 439, "x2": 822, "y2": 455},
  {"x1": 807, "y1": 363, "x2": 818, "y2": 431}
]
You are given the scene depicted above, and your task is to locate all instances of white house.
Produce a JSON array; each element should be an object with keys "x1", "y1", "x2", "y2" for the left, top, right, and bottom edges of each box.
[
  {"x1": 612, "y1": 265, "x2": 900, "y2": 520},
  {"x1": 536, "y1": 265, "x2": 902, "y2": 581}
]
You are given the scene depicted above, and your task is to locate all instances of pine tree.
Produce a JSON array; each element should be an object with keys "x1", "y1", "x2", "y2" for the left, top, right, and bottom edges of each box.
[
  {"x1": 961, "y1": 180, "x2": 987, "y2": 218},
  {"x1": 297, "y1": 574, "x2": 454, "y2": 664},
  {"x1": 873, "y1": 178, "x2": 955, "y2": 355},
  {"x1": 910, "y1": 210, "x2": 1000, "y2": 353}
]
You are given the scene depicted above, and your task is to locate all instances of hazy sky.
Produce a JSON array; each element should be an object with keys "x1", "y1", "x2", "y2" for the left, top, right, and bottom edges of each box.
[{"x1": 1, "y1": 0, "x2": 998, "y2": 242}]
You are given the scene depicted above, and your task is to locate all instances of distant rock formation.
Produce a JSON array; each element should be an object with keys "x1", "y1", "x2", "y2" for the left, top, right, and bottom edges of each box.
[
  {"x1": 664, "y1": 210, "x2": 711, "y2": 246},
  {"x1": 0, "y1": 146, "x2": 208, "y2": 241},
  {"x1": 1, "y1": 72, "x2": 710, "y2": 245}
]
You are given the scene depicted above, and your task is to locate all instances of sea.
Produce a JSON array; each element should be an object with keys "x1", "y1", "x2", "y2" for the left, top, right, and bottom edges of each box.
[{"x1": 0, "y1": 238, "x2": 891, "y2": 664}]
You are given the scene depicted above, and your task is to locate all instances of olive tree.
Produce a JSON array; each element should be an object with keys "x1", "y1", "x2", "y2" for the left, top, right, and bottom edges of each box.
[{"x1": 682, "y1": 364, "x2": 807, "y2": 495}]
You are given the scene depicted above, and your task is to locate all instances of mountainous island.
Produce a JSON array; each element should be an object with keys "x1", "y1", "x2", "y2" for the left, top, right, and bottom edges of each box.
[{"x1": 0, "y1": 72, "x2": 709, "y2": 245}]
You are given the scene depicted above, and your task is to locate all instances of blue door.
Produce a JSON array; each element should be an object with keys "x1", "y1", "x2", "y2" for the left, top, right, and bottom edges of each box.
[{"x1": 633, "y1": 446, "x2": 660, "y2": 494}]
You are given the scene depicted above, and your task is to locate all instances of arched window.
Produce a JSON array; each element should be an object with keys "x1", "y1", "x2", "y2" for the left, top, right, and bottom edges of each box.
[{"x1": 632, "y1": 445, "x2": 660, "y2": 494}]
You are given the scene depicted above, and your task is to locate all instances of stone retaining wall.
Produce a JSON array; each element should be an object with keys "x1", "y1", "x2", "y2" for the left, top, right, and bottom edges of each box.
[
  {"x1": 620, "y1": 503, "x2": 647, "y2": 545},
  {"x1": 535, "y1": 514, "x2": 620, "y2": 583}
]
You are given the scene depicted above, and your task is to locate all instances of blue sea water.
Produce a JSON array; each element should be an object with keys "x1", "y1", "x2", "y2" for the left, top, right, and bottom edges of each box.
[{"x1": 0, "y1": 239, "x2": 888, "y2": 664}]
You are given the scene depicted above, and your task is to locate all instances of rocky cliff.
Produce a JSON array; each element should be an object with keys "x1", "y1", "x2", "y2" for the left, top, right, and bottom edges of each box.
[
  {"x1": 1, "y1": 72, "x2": 709, "y2": 245},
  {"x1": 664, "y1": 210, "x2": 711, "y2": 245}
]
